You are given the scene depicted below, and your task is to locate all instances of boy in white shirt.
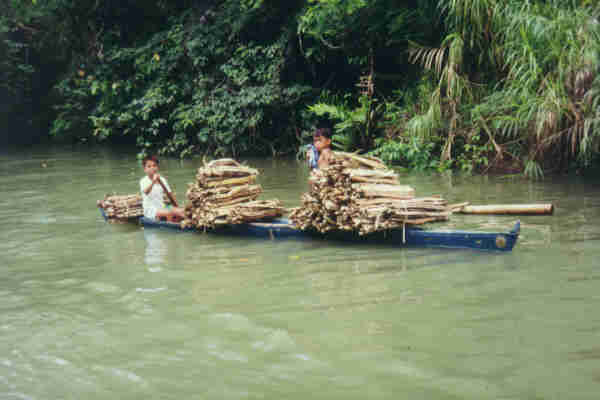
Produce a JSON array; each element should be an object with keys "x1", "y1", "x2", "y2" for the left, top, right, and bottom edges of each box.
[{"x1": 140, "y1": 155, "x2": 185, "y2": 222}]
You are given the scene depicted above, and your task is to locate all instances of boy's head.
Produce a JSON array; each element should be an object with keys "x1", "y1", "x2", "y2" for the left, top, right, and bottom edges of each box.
[
  {"x1": 142, "y1": 155, "x2": 159, "y2": 176},
  {"x1": 313, "y1": 128, "x2": 332, "y2": 152}
]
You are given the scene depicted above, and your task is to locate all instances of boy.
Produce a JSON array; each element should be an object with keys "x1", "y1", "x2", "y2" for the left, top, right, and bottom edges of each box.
[
  {"x1": 140, "y1": 155, "x2": 185, "y2": 222},
  {"x1": 308, "y1": 127, "x2": 333, "y2": 169}
]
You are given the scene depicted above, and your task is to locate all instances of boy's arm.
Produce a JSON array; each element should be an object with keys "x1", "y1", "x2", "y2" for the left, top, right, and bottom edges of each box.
[
  {"x1": 318, "y1": 149, "x2": 332, "y2": 168},
  {"x1": 141, "y1": 178, "x2": 154, "y2": 195}
]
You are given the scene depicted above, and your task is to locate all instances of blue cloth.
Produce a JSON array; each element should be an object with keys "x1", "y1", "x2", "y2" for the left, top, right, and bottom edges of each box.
[{"x1": 306, "y1": 144, "x2": 319, "y2": 169}]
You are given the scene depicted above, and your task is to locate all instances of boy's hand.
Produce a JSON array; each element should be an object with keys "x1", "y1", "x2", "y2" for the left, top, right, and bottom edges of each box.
[{"x1": 152, "y1": 174, "x2": 161, "y2": 183}]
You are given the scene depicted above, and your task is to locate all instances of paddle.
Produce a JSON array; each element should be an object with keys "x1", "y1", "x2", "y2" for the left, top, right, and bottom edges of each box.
[{"x1": 153, "y1": 174, "x2": 179, "y2": 207}]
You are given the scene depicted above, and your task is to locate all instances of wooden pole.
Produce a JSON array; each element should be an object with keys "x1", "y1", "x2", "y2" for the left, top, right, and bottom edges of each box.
[
  {"x1": 457, "y1": 204, "x2": 553, "y2": 215},
  {"x1": 155, "y1": 174, "x2": 179, "y2": 207}
]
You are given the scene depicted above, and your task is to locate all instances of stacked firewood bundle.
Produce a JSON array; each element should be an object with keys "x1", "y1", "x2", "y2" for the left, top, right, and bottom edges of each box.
[
  {"x1": 98, "y1": 193, "x2": 172, "y2": 220},
  {"x1": 181, "y1": 159, "x2": 284, "y2": 229},
  {"x1": 289, "y1": 152, "x2": 451, "y2": 235},
  {"x1": 97, "y1": 194, "x2": 143, "y2": 219}
]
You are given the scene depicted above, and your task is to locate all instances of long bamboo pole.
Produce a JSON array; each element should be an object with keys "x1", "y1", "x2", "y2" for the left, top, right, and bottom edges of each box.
[{"x1": 457, "y1": 204, "x2": 554, "y2": 215}]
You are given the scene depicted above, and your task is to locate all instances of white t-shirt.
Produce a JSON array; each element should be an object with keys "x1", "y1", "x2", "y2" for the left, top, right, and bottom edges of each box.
[{"x1": 139, "y1": 175, "x2": 171, "y2": 220}]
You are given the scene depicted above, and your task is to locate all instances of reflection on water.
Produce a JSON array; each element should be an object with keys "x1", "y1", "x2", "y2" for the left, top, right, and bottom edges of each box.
[
  {"x1": 1, "y1": 144, "x2": 600, "y2": 400},
  {"x1": 143, "y1": 229, "x2": 168, "y2": 266}
]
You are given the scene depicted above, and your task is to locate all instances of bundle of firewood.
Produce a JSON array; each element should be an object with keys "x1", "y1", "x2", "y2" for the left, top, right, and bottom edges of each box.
[
  {"x1": 181, "y1": 159, "x2": 284, "y2": 229},
  {"x1": 97, "y1": 193, "x2": 173, "y2": 220},
  {"x1": 289, "y1": 152, "x2": 450, "y2": 235},
  {"x1": 97, "y1": 193, "x2": 143, "y2": 219}
]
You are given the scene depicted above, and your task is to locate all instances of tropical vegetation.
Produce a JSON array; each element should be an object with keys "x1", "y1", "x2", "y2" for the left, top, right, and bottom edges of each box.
[{"x1": 2, "y1": 0, "x2": 599, "y2": 176}]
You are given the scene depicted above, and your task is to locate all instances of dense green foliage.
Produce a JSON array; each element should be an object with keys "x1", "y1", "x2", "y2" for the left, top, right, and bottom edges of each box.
[
  {"x1": 3, "y1": 0, "x2": 600, "y2": 175},
  {"x1": 52, "y1": 1, "x2": 313, "y2": 156},
  {"x1": 397, "y1": 0, "x2": 600, "y2": 176}
]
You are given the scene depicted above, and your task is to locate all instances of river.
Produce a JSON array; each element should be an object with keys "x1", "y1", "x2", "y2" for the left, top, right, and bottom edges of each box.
[{"x1": 1, "y1": 144, "x2": 599, "y2": 399}]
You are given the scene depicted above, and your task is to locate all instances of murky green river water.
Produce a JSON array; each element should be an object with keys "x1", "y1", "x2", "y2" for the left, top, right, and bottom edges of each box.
[{"x1": 1, "y1": 144, "x2": 600, "y2": 399}]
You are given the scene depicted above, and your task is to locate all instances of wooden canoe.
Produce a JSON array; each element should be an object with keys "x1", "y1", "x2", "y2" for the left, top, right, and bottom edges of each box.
[{"x1": 98, "y1": 207, "x2": 520, "y2": 252}]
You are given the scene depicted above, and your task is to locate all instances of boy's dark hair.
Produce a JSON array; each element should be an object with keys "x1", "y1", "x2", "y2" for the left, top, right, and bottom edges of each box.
[
  {"x1": 313, "y1": 127, "x2": 332, "y2": 139},
  {"x1": 142, "y1": 155, "x2": 159, "y2": 167}
]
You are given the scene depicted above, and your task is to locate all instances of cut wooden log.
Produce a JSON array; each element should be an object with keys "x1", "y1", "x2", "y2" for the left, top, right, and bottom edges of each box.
[
  {"x1": 457, "y1": 203, "x2": 554, "y2": 215},
  {"x1": 198, "y1": 166, "x2": 259, "y2": 179},
  {"x1": 346, "y1": 168, "x2": 399, "y2": 180},
  {"x1": 228, "y1": 200, "x2": 285, "y2": 224},
  {"x1": 353, "y1": 184, "x2": 416, "y2": 199},
  {"x1": 206, "y1": 159, "x2": 241, "y2": 168},
  {"x1": 203, "y1": 175, "x2": 257, "y2": 188},
  {"x1": 353, "y1": 198, "x2": 447, "y2": 209},
  {"x1": 350, "y1": 176, "x2": 400, "y2": 184},
  {"x1": 447, "y1": 202, "x2": 470, "y2": 212},
  {"x1": 208, "y1": 184, "x2": 262, "y2": 202},
  {"x1": 332, "y1": 152, "x2": 387, "y2": 169}
]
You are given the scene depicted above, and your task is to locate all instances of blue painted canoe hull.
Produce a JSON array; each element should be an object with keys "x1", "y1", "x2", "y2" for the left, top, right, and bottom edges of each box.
[{"x1": 99, "y1": 208, "x2": 519, "y2": 251}]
